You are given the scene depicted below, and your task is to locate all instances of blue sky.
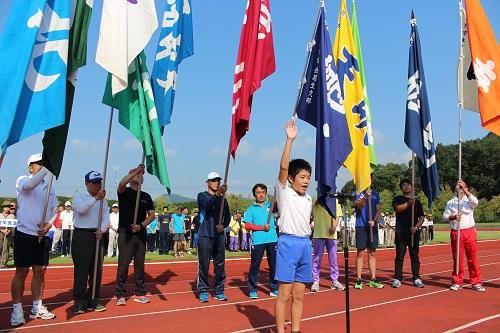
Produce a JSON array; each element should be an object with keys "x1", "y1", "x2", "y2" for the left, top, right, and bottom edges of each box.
[{"x1": 0, "y1": 0, "x2": 498, "y2": 201}]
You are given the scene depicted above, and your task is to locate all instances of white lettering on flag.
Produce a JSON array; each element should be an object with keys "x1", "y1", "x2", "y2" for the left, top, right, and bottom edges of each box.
[
  {"x1": 473, "y1": 58, "x2": 496, "y2": 94},
  {"x1": 258, "y1": 2, "x2": 271, "y2": 40},
  {"x1": 407, "y1": 71, "x2": 421, "y2": 113},
  {"x1": 325, "y1": 55, "x2": 345, "y2": 114}
]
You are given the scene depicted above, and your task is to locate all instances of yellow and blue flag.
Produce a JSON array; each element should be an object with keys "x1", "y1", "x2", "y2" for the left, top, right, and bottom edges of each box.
[
  {"x1": 333, "y1": 0, "x2": 371, "y2": 193},
  {"x1": 296, "y1": 3, "x2": 352, "y2": 217}
]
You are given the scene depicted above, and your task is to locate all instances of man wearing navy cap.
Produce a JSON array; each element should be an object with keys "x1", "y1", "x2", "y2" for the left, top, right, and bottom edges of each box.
[
  {"x1": 196, "y1": 171, "x2": 231, "y2": 302},
  {"x1": 71, "y1": 171, "x2": 109, "y2": 314}
]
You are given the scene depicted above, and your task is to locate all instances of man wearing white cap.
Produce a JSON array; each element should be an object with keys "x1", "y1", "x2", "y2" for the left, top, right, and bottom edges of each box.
[
  {"x1": 196, "y1": 171, "x2": 230, "y2": 303},
  {"x1": 108, "y1": 203, "x2": 119, "y2": 257},
  {"x1": 11, "y1": 153, "x2": 57, "y2": 326},
  {"x1": 71, "y1": 171, "x2": 109, "y2": 314},
  {"x1": 59, "y1": 201, "x2": 74, "y2": 257}
]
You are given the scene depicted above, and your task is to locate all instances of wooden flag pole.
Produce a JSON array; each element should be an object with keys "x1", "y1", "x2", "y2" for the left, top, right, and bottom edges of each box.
[
  {"x1": 132, "y1": 153, "x2": 147, "y2": 227},
  {"x1": 91, "y1": 107, "x2": 114, "y2": 299},
  {"x1": 368, "y1": 189, "x2": 373, "y2": 243},
  {"x1": 38, "y1": 173, "x2": 55, "y2": 243}
]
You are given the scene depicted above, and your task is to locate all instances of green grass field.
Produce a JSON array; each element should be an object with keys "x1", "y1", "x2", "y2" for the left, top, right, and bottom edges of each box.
[{"x1": 3, "y1": 230, "x2": 499, "y2": 267}]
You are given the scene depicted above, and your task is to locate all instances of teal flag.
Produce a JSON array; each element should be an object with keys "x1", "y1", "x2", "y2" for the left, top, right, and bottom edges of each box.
[{"x1": 102, "y1": 52, "x2": 171, "y2": 193}]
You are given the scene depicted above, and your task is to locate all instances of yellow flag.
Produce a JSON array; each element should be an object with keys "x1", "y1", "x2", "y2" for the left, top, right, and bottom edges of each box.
[{"x1": 333, "y1": 0, "x2": 371, "y2": 193}]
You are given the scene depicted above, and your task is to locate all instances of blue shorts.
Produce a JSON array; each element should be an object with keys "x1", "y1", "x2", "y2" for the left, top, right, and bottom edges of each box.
[
  {"x1": 275, "y1": 234, "x2": 313, "y2": 283},
  {"x1": 355, "y1": 227, "x2": 378, "y2": 250}
]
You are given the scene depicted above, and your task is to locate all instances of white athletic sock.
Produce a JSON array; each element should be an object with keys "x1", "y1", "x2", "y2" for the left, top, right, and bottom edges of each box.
[
  {"x1": 13, "y1": 303, "x2": 22, "y2": 312},
  {"x1": 32, "y1": 300, "x2": 42, "y2": 312}
]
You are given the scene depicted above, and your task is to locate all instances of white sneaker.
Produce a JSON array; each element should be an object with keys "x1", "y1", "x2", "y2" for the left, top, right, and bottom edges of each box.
[
  {"x1": 11, "y1": 309, "x2": 25, "y2": 327},
  {"x1": 414, "y1": 279, "x2": 425, "y2": 288},
  {"x1": 29, "y1": 305, "x2": 55, "y2": 320},
  {"x1": 473, "y1": 284, "x2": 486, "y2": 292},
  {"x1": 450, "y1": 284, "x2": 462, "y2": 291},
  {"x1": 392, "y1": 279, "x2": 401, "y2": 288},
  {"x1": 311, "y1": 282, "x2": 320, "y2": 292},
  {"x1": 331, "y1": 280, "x2": 346, "y2": 291}
]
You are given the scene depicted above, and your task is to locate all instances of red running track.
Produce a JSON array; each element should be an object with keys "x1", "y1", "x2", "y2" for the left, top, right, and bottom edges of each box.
[{"x1": 0, "y1": 240, "x2": 498, "y2": 332}]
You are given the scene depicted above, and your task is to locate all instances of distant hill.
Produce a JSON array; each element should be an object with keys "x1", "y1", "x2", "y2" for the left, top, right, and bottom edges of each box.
[{"x1": 160, "y1": 193, "x2": 196, "y2": 203}]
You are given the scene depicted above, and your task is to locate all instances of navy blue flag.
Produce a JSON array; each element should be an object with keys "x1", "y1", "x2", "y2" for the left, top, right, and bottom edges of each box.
[
  {"x1": 404, "y1": 11, "x2": 440, "y2": 208},
  {"x1": 296, "y1": 5, "x2": 352, "y2": 217}
]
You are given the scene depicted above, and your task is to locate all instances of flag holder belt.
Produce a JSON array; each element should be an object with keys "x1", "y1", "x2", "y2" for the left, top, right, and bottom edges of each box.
[{"x1": 74, "y1": 227, "x2": 98, "y2": 232}]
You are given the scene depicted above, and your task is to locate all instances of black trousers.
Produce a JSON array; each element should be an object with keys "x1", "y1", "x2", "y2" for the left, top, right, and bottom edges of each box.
[
  {"x1": 394, "y1": 232, "x2": 421, "y2": 281},
  {"x1": 71, "y1": 229, "x2": 103, "y2": 309},
  {"x1": 197, "y1": 235, "x2": 226, "y2": 294},
  {"x1": 158, "y1": 232, "x2": 168, "y2": 254},
  {"x1": 428, "y1": 226, "x2": 434, "y2": 240},
  {"x1": 147, "y1": 233, "x2": 158, "y2": 252},
  {"x1": 62, "y1": 229, "x2": 71, "y2": 255},
  {"x1": 115, "y1": 231, "x2": 147, "y2": 297},
  {"x1": 248, "y1": 242, "x2": 277, "y2": 292}
]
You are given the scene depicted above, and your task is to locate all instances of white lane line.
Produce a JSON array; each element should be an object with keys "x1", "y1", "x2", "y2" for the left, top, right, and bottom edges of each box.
[
  {"x1": 2, "y1": 239, "x2": 498, "y2": 272},
  {"x1": 2, "y1": 265, "x2": 499, "y2": 332},
  {"x1": 441, "y1": 313, "x2": 500, "y2": 333},
  {"x1": 230, "y1": 277, "x2": 500, "y2": 333}
]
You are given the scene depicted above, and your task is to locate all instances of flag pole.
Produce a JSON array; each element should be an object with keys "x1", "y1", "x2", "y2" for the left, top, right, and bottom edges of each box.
[
  {"x1": 411, "y1": 153, "x2": 416, "y2": 247},
  {"x1": 341, "y1": 196, "x2": 351, "y2": 333},
  {"x1": 132, "y1": 153, "x2": 147, "y2": 227},
  {"x1": 368, "y1": 189, "x2": 373, "y2": 243},
  {"x1": 216, "y1": 139, "x2": 231, "y2": 228},
  {"x1": 91, "y1": 107, "x2": 114, "y2": 299},
  {"x1": 38, "y1": 173, "x2": 55, "y2": 243}
]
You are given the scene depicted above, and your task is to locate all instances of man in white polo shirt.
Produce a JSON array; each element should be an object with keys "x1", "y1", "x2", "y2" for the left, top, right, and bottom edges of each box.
[
  {"x1": 443, "y1": 180, "x2": 485, "y2": 292},
  {"x1": 108, "y1": 203, "x2": 119, "y2": 257},
  {"x1": 11, "y1": 153, "x2": 57, "y2": 327},
  {"x1": 60, "y1": 200, "x2": 73, "y2": 257},
  {"x1": 71, "y1": 171, "x2": 109, "y2": 314}
]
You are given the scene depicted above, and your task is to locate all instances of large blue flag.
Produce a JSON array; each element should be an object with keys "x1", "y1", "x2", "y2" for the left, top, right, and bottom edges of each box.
[
  {"x1": 404, "y1": 11, "x2": 440, "y2": 208},
  {"x1": 152, "y1": 0, "x2": 194, "y2": 128},
  {"x1": 296, "y1": 4, "x2": 352, "y2": 217},
  {"x1": 0, "y1": 0, "x2": 70, "y2": 156}
]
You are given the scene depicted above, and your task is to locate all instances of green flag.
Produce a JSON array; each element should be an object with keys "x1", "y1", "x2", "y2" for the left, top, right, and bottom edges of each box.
[
  {"x1": 102, "y1": 52, "x2": 171, "y2": 193},
  {"x1": 351, "y1": 1, "x2": 377, "y2": 172},
  {"x1": 42, "y1": 0, "x2": 93, "y2": 177}
]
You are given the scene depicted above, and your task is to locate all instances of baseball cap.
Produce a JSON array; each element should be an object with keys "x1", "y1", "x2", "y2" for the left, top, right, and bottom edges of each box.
[
  {"x1": 85, "y1": 171, "x2": 103, "y2": 183},
  {"x1": 1, "y1": 200, "x2": 11, "y2": 207},
  {"x1": 27, "y1": 153, "x2": 43, "y2": 166},
  {"x1": 112, "y1": 203, "x2": 119, "y2": 208},
  {"x1": 206, "y1": 171, "x2": 221, "y2": 181},
  {"x1": 64, "y1": 201, "x2": 72, "y2": 207}
]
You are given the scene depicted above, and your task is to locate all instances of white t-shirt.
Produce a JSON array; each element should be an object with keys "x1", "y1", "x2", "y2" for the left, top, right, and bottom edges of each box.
[
  {"x1": 109, "y1": 212, "x2": 119, "y2": 230},
  {"x1": 16, "y1": 173, "x2": 57, "y2": 236},
  {"x1": 60, "y1": 210, "x2": 74, "y2": 230},
  {"x1": 443, "y1": 194, "x2": 478, "y2": 230},
  {"x1": 275, "y1": 180, "x2": 312, "y2": 237}
]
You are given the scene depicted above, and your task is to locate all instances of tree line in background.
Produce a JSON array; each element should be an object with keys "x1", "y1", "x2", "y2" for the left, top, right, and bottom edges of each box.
[
  {"x1": 2, "y1": 135, "x2": 498, "y2": 222},
  {"x1": 341, "y1": 133, "x2": 499, "y2": 223}
]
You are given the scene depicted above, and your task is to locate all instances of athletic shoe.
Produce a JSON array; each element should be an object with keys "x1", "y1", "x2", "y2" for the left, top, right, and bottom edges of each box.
[
  {"x1": 414, "y1": 279, "x2": 425, "y2": 288},
  {"x1": 133, "y1": 296, "x2": 150, "y2": 304},
  {"x1": 331, "y1": 280, "x2": 346, "y2": 291},
  {"x1": 116, "y1": 297, "x2": 126, "y2": 306},
  {"x1": 10, "y1": 310, "x2": 25, "y2": 327},
  {"x1": 473, "y1": 284, "x2": 486, "y2": 292},
  {"x1": 199, "y1": 292, "x2": 209, "y2": 303},
  {"x1": 213, "y1": 293, "x2": 228, "y2": 301},
  {"x1": 29, "y1": 306, "x2": 55, "y2": 320},
  {"x1": 367, "y1": 279, "x2": 384, "y2": 289},
  {"x1": 311, "y1": 282, "x2": 320, "y2": 292},
  {"x1": 354, "y1": 279, "x2": 363, "y2": 290},
  {"x1": 450, "y1": 284, "x2": 462, "y2": 291},
  {"x1": 392, "y1": 279, "x2": 401, "y2": 288},
  {"x1": 269, "y1": 289, "x2": 279, "y2": 298},
  {"x1": 73, "y1": 308, "x2": 86, "y2": 315},
  {"x1": 249, "y1": 291, "x2": 258, "y2": 299},
  {"x1": 90, "y1": 304, "x2": 106, "y2": 312}
]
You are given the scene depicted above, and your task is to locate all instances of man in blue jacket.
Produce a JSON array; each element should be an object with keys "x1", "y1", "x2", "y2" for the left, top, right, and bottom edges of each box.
[{"x1": 197, "y1": 172, "x2": 230, "y2": 302}]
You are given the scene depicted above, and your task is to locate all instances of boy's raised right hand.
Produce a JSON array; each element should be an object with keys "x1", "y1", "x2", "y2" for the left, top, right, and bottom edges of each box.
[{"x1": 285, "y1": 120, "x2": 297, "y2": 140}]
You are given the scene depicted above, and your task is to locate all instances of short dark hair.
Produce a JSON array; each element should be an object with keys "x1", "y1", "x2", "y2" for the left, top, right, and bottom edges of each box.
[
  {"x1": 162, "y1": 206, "x2": 168, "y2": 210},
  {"x1": 399, "y1": 178, "x2": 412, "y2": 189},
  {"x1": 252, "y1": 183, "x2": 267, "y2": 196},
  {"x1": 288, "y1": 159, "x2": 312, "y2": 178}
]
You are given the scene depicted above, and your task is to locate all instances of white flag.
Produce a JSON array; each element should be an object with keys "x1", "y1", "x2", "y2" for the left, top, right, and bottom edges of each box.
[
  {"x1": 458, "y1": 2, "x2": 479, "y2": 112},
  {"x1": 95, "y1": 0, "x2": 158, "y2": 95}
]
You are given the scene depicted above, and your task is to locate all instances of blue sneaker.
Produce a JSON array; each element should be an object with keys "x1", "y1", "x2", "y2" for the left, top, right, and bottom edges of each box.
[
  {"x1": 213, "y1": 293, "x2": 227, "y2": 301},
  {"x1": 199, "y1": 292, "x2": 209, "y2": 303},
  {"x1": 249, "y1": 291, "x2": 258, "y2": 299}
]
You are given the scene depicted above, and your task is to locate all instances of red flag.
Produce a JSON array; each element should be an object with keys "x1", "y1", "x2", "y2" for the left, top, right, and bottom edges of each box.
[{"x1": 231, "y1": 0, "x2": 276, "y2": 157}]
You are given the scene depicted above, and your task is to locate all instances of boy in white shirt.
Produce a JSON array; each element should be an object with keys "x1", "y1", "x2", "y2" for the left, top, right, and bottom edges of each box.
[{"x1": 274, "y1": 121, "x2": 313, "y2": 333}]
